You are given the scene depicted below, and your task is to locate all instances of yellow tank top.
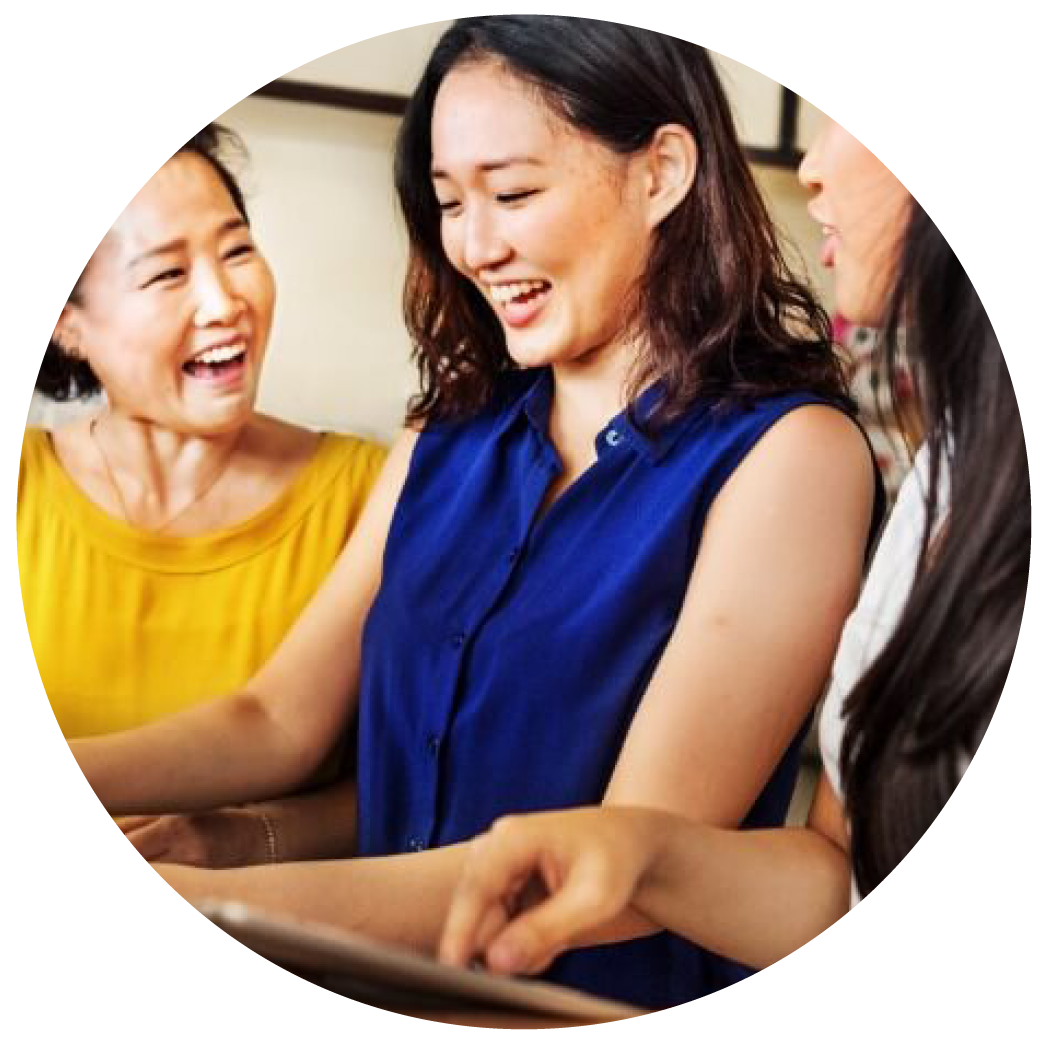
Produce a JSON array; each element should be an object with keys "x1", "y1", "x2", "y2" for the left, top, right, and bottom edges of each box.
[{"x1": 17, "y1": 427, "x2": 386, "y2": 738}]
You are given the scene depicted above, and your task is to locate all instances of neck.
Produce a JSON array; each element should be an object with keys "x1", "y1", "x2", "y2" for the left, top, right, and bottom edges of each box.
[
  {"x1": 548, "y1": 337, "x2": 636, "y2": 456},
  {"x1": 91, "y1": 409, "x2": 249, "y2": 525}
]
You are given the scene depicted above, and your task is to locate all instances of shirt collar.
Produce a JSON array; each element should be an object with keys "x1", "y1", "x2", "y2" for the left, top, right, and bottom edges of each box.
[{"x1": 512, "y1": 368, "x2": 703, "y2": 465}]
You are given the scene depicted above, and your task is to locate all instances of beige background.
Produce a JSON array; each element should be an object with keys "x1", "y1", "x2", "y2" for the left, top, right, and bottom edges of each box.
[{"x1": 31, "y1": 22, "x2": 830, "y2": 442}]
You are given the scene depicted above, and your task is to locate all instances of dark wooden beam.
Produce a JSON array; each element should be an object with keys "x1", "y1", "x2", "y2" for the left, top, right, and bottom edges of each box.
[
  {"x1": 745, "y1": 145, "x2": 804, "y2": 170},
  {"x1": 252, "y1": 77, "x2": 804, "y2": 170},
  {"x1": 253, "y1": 78, "x2": 409, "y2": 117}
]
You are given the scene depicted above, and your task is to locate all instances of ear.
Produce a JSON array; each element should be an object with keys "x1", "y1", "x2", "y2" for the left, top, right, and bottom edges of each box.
[
  {"x1": 53, "y1": 304, "x2": 85, "y2": 359},
  {"x1": 643, "y1": 123, "x2": 698, "y2": 229}
]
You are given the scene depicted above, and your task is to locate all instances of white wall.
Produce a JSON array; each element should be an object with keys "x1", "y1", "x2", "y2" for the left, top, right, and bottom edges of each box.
[{"x1": 221, "y1": 96, "x2": 414, "y2": 442}]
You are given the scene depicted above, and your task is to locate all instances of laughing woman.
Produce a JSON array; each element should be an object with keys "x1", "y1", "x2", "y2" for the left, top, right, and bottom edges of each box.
[
  {"x1": 21, "y1": 124, "x2": 385, "y2": 868},
  {"x1": 70, "y1": 18, "x2": 882, "y2": 1009}
]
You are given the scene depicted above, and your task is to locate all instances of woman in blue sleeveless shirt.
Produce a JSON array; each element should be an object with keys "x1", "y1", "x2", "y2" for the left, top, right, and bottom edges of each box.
[
  {"x1": 72, "y1": 17, "x2": 880, "y2": 1009},
  {"x1": 437, "y1": 116, "x2": 1029, "y2": 998}
]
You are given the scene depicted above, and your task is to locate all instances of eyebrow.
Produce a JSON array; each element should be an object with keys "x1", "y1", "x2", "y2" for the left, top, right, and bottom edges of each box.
[
  {"x1": 128, "y1": 217, "x2": 248, "y2": 267},
  {"x1": 430, "y1": 156, "x2": 544, "y2": 179}
]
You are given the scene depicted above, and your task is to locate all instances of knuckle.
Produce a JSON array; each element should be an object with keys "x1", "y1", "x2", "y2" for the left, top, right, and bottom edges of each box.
[{"x1": 489, "y1": 814, "x2": 520, "y2": 838}]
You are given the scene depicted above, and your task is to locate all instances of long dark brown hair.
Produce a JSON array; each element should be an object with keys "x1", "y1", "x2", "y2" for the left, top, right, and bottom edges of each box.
[
  {"x1": 36, "y1": 123, "x2": 249, "y2": 401},
  {"x1": 395, "y1": 15, "x2": 848, "y2": 426},
  {"x1": 841, "y1": 201, "x2": 1030, "y2": 895}
]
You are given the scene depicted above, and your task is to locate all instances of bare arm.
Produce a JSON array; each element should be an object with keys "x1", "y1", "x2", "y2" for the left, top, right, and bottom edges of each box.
[
  {"x1": 439, "y1": 774, "x2": 850, "y2": 974},
  {"x1": 155, "y1": 406, "x2": 871, "y2": 957},
  {"x1": 120, "y1": 775, "x2": 360, "y2": 867},
  {"x1": 603, "y1": 406, "x2": 874, "y2": 824},
  {"x1": 438, "y1": 405, "x2": 872, "y2": 965},
  {"x1": 157, "y1": 842, "x2": 472, "y2": 950},
  {"x1": 73, "y1": 429, "x2": 419, "y2": 815},
  {"x1": 575, "y1": 404, "x2": 870, "y2": 939}
]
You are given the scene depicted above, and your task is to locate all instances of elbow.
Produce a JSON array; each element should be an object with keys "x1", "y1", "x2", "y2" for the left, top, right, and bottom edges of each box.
[{"x1": 225, "y1": 690, "x2": 326, "y2": 794}]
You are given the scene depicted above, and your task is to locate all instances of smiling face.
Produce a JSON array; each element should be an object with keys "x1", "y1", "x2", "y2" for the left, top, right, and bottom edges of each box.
[
  {"x1": 430, "y1": 61, "x2": 658, "y2": 373},
  {"x1": 58, "y1": 151, "x2": 275, "y2": 435},
  {"x1": 799, "y1": 118, "x2": 912, "y2": 326}
]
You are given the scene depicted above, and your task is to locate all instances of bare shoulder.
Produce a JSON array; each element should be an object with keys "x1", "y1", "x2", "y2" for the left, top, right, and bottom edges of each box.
[
  {"x1": 733, "y1": 403, "x2": 874, "y2": 499},
  {"x1": 703, "y1": 403, "x2": 876, "y2": 552},
  {"x1": 759, "y1": 403, "x2": 871, "y2": 468}
]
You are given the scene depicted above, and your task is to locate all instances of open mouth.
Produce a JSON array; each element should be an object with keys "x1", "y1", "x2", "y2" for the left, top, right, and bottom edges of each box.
[
  {"x1": 183, "y1": 342, "x2": 248, "y2": 380},
  {"x1": 488, "y1": 280, "x2": 553, "y2": 329},
  {"x1": 489, "y1": 280, "x2": 552, "y2": 307}
]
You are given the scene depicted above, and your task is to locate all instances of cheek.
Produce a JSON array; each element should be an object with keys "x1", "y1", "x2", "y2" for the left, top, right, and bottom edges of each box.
[
  {"x1": 254, "y1": 272, "x2": 277, "y2": 327},
  {"x1": 440, "y1": 221, "x2": 465, "y2": 274}
]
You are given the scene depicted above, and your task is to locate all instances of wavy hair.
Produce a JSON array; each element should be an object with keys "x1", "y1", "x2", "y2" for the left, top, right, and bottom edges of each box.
[{"x1": 395, "y1": 15, "x2": 848, "y2": 426}]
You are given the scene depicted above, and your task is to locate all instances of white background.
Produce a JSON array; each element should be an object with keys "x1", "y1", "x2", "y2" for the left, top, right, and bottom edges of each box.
[{"x1": 3, "y1": 1, "x2": 1038, "y2": 1038}]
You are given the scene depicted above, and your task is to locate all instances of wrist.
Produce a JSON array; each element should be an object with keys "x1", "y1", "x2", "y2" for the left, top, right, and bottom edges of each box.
[
  {"x1": 252, "y1": 807, "x2": 280, "y2": 864},
  {"x1": 208, "y1": 806, "x2": 281, "y2": 867},
  {"x1": 630, "y1": 808, "x2": 698, "y2": 914}
]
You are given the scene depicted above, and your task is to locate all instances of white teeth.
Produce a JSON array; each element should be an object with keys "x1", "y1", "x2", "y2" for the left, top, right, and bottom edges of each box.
[
  {"x1": 192, "y1": 344, "x2": 245, "y2": 365},
  {"x1": 488, "y1": 280, "x2": 550, "y2": 304}
]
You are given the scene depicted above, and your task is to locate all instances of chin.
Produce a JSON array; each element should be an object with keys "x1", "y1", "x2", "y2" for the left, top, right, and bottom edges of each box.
[
  {"x1": 193, "y1": 404, "x2": 256, "y2": 437},
  {"x1": 836, "y1": 275, "x2": 891, "y2": 329}
]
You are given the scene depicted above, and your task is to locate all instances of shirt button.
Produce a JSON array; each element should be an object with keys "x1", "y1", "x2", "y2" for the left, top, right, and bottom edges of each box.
[
  {"x1": 605, "y1": 428, "x2": 622, "y2": 447},
  {"x1": 407, "y1": 837, "x2": 426, "y2": 852},
  {"x1": 508, "y1": 547, "x2": 521, "y2": 564},
  {"x1": 426, "y1": 734, "x2": 440, "y2": 755},
  {"x1": 451, "y1": 632, "x2": 466, "y2": 649}
]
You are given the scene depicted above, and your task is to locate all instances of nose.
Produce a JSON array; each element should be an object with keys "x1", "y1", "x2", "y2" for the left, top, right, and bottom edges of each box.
[
  {"x1": 797, "y1": 147, "x2": 818, "y2": 191},
  {"x1": 798, "y1": 117, "x2": 833, "y2": 191},
  {"x1": 458, "y1": 203, "x2": 511, "y2": 274},
  {"x1": 192, "y1": 262, "x2": 244, "y2": 327}
]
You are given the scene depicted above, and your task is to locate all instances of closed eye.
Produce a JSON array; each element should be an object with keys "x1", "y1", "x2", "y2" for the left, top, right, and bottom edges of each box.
[
  {"x1": 496, "y1": 190, "x2": 539, "y2": 205},
  {"x1": 223, "y1": 243, "x2": 255, "y2": 260},
  {"x1": 141, "y1": 268, "x2": 185, "y2": 289}
]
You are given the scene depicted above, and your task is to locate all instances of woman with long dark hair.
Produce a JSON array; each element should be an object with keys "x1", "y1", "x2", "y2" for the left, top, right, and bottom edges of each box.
[
  {"x1": 69, "y1": 18, "x2": 881, "y2": 1008},
  {"x1": 437, "y1": 116, "x2": 1029, "y2": 977}
]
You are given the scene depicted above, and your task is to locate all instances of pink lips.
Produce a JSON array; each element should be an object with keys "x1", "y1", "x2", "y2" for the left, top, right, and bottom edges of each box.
[
  {"x1": 496, "y1": 286, "x2": 551, "y2": 329},
  {"x1": 820, "y1": 231, "x2": 838, "y2": 268}
]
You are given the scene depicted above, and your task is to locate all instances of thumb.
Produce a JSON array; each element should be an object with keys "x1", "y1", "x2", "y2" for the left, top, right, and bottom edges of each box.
[{"x1": 484, "y1": 855, "x2": 625, "y2": 975}]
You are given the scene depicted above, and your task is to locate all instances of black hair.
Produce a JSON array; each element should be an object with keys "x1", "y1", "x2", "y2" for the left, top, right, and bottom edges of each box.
[
  {"x1": 841, "y1": 201, "x2": 1030, "y2": 894},
  {"x1": 36, "y1": 123, "x2": 249, "y2": 401},
  {"x1": 395, "y1": 15, "x2": 847, "y2": 426}
]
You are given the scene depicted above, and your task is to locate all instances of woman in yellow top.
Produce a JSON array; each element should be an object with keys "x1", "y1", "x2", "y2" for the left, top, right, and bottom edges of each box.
[{"x1": 19, "y1": 123, "x2": 385, "y2": 867}]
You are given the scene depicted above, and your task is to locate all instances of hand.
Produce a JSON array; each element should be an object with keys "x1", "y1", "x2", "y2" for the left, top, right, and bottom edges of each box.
[
  {"x1": 438, "y1": 806, "x2": 672, "y2": 976},
  {"x1": 116, "y1": 809, "x2": 273, "y2": 869}
]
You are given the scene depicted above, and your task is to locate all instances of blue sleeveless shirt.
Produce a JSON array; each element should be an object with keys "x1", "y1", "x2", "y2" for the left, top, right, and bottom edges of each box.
[{"x1": 357, "y1": 370, "x2": 877, "y2": 1009}]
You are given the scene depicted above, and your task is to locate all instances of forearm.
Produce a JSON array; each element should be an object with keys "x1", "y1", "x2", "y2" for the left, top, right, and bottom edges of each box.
[
  {"x1": 249, "y1": 777, "x2": 358, "y2": 862},
  {"x1": 159, "y1": 843, "x2": 469, "y2": 953},
  {"x1": 73, "y1": 691, "x2": 315, "y2": 816},
  {"x1": 635, "y1": 813, "x2": 851, "y2": 969}
]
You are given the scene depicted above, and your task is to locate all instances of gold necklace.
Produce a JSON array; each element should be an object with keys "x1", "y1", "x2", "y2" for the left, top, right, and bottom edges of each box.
[{"x1": 89, "y1": 413, "x2": 239, "y2": 533}]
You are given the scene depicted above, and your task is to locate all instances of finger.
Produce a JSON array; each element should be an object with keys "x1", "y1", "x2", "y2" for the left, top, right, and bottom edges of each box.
[
  {"x1": 124, "y1": 820, "x2": 173, "y2": 861},
  {"x1": 115, "y1": 815, "x2": 160, "y2": 834},
  {"x1": 483, "y1": 855, "x2": 626, "y2": 976},
  {"x1": 439, "y1": 834, "x2": 541, "y2": 969}
]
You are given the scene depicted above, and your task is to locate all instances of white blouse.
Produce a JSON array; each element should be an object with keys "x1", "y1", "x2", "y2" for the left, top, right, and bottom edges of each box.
[{"x1": 817, "y1": 444, "x2": 947, "y2": 901}]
